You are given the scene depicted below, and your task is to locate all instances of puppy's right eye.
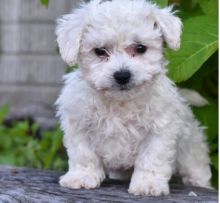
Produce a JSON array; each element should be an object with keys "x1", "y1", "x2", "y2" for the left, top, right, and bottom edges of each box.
[
  {"x1": 94, "y1": 48, "x2": 109, "y2": 58},
  {"x1": 135, "y1": 44, "x2": 147, "y2": 54}
]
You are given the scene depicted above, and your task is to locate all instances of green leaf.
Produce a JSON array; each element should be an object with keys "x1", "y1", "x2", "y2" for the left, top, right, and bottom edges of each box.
[
  {"x1": 197, "y1": 0, "x2": 218, "y2": 17},
  {"x1": 179, "y1": 0, "x2": 198, "y2": 12},
  {"x1": 0, "y1": 106, "x2": 9, "y2": 123},
  {"x1": 66, "y1": 65, "x2": 78, "y2": 73},
  {"x1": 167, "y1": 16, "x2": 218, "y2": 82},
  {"x1": 43, "y1": 127, "x2": 63, "y2": 169},
  {"x1": 40, "y1": 0, "x2": 49, "y2": 7},
  {"x1": 154, "y1": 0, "x2": 168, "y2": 7},
  {"x1": 211, "y1": 167, "x2": 218, "y2": 189},
  {"x1": 193, "y1": 102, "x2": 218, "y2": 142},
  {"x1": 211, "y1": 154, "x2": 218, "y2": 170}
]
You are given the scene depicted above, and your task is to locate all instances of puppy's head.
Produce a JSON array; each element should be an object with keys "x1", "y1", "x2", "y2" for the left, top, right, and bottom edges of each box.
[{"x1": 56, "y1": 0, "x2": 182, "y2": 99}]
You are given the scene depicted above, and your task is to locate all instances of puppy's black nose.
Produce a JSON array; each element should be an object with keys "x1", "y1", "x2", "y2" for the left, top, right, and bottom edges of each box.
[{"x1": 114, "y1": 70, "x2": 131, "y2": 85}]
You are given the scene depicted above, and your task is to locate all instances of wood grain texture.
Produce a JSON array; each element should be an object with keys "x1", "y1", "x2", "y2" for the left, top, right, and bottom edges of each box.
[{"x1": 0, "y1": 166, "x2": 218, "y2": 203}]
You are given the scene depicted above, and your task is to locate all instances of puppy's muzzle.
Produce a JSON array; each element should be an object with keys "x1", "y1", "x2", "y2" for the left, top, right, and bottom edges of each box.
[{"x1": 113, "y1": 70, "x2": 131, "y2": 85}]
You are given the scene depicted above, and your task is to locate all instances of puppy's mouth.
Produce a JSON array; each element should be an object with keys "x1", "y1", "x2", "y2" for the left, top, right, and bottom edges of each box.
[
  {"x1": 113, "y1": 81, "x2": 146, "y2": 91},
  {"x1": 118, "y1": 85, "x2": 131, "y2": 91},
  {"x1": 98, "y1": 84, "x2": 132, "y2": 92},
  {"x1": 97, "y1": 80, "x2": 150, "y2": 92}
]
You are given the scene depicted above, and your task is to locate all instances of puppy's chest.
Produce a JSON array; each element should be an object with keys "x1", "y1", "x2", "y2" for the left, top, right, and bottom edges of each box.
[{"x1": 87, "y1": 105, "x2": 151, "y2": 169}]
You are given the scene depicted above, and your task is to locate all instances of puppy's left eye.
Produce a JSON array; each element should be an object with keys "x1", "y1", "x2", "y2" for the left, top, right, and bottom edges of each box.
[
  {"x1": 94, "y1": 47, "x2": 109, "y2": 58},
  {"x1": 135, "y1": 44, "x2": 147, "y2": 54}
]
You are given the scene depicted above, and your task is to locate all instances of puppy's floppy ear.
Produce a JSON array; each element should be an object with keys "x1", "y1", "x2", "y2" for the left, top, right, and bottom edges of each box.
[
  {"x1": 56, "y1": 6, "x2": 86, "y2": 65},
  {"x1": 153, "y1": 6, "x2": 182, "y2": 50}
]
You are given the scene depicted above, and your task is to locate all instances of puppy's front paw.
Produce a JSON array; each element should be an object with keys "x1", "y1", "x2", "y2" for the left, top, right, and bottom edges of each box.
[
  {"x1": 59, "y1": 169, "x2": 105, "y2": 189},
  {"x1": 128, "y1": 170, "x2": 169, "y2": 196}
]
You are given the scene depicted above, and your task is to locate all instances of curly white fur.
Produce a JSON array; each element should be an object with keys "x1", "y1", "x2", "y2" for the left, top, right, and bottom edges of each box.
[{"x1": 55, "y1": 0, "x2": 211, "y2": 196}]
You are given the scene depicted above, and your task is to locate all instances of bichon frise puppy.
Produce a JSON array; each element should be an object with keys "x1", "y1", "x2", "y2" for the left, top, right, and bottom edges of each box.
[{"x1": 55, "y1": 0, "x2": 211, "y2": 196}]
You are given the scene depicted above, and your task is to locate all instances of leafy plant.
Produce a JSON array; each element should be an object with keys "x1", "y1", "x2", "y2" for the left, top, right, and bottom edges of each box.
[
  {"x1": 164, "y1": 0, "x2": 218, "y2": 188},
  {"x1": 0, "y1": 106, "x2": 67, "y2": 171}
]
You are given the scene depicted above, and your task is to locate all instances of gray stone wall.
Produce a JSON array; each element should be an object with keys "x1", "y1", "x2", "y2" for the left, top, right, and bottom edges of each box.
[{"x1": 0, "y1": 0, "x2": 79, "y2": 127}]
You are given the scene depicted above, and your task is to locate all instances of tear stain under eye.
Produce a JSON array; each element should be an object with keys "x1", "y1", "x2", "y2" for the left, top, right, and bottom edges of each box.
[
  {"x1": 125, "y1": 45, "x2": 136, "y2": 57},
  {"x1": 125, "y1": 44, "x2": 147, "y2": 57}
]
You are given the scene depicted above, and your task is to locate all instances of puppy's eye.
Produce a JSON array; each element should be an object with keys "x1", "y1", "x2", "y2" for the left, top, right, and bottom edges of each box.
[
  {"x1": 94, "y1": 47, "x2": 109, "y2": 57},
  {"x1": 135, "y1": 44, "x2": 147, "y2": 54}
]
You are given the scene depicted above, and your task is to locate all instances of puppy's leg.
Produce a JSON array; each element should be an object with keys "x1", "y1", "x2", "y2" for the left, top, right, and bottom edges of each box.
[
  {"x1": 60, "y1": 128, "x2": 105, "y2": 189},
  {"x1": 129, "y1": 133, "x2": 176, "y2": 196},
  {"x1": 177, "y1": 125, "x2": 211, "y2": 188}
]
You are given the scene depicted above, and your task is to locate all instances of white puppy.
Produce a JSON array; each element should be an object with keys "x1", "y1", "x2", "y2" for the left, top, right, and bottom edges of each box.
[{"x1": 55, "y1": 0, "x2": 211, "y2": 196}]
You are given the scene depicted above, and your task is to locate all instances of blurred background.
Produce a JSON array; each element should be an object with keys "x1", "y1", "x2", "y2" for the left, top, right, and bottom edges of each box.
[
  {"x1": 0, "y1": 0, "x2": 218, "y2": 188},
  {"x1": 0, "y1": 0, "x2": 78, "y2": 128}
]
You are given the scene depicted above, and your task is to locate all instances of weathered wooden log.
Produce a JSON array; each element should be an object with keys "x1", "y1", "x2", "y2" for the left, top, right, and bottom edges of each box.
[{"x1": 0, "y1": 166, "x2": 218, "y2": 203}]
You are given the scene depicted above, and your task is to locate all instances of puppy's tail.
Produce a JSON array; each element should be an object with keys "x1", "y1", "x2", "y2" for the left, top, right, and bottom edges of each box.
[{"x1": 179, "y1": 88, "x2": 209, "y2": 107}]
